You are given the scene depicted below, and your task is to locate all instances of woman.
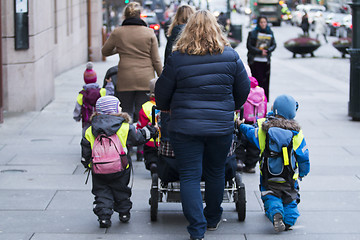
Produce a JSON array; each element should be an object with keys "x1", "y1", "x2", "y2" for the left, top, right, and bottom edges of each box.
[
  {"x1": 102, "y1": 2, "x2": 162, "y2": 123},
  {"x1": 155, "y1": 10, "x2": 250, "y2": 240},
  {"x1": 246, "y1": 16, "x2": 276, "y2": 101},
  {"x1": 164, "y1": 5, "x2": 195, "y2": 65}
]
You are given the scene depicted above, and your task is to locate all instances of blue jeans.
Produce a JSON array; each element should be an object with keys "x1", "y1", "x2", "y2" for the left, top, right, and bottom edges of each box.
[{"x1": 169, "y1": 132, "x2": 232, "y2": 239}]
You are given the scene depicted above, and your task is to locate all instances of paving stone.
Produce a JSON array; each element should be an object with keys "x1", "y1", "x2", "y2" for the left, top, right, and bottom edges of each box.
[
  {"x1": 0, "y1": 233, "x2": 34, "y2": 240},
  {"x1": 0, "y1": 190, "x2": 55, "y2": 210}
]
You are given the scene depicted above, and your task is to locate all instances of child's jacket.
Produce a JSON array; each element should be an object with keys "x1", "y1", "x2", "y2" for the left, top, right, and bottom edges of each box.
[
  {"x1": 73, "y1": 82, "x2": 114, "y2": 126},
  {"x1": 136, "y1": 98, "x2": 159, "y2": 148},
  {"x1": 240, "y1": 117, "x2": 310, "y2": 203},
  {"x1": 81, "y1": 113, "x2": 151, "y2": 168}
]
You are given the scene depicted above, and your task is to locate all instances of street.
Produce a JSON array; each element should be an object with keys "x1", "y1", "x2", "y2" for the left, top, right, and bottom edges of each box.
[{"x1": 0, "y1": 18, "x2": 359, "y2": 240}]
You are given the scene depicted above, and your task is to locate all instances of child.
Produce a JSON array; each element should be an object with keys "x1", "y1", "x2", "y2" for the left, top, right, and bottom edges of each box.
[
  {"x1": 236, "y1": 74, "x2": 267, "y2": 173},
  {"x1": 81, "y1": 96, "x2": 156, "y2": 228},
  {"x1": 73, "y1": 62, "x2": 114, "y2": 136},
  {"x1": 136, "y1": 78, "x2": 159, "y2": 174},
  {"x1": 236, "y1": 94, "x2": 310, "y2": 232}
]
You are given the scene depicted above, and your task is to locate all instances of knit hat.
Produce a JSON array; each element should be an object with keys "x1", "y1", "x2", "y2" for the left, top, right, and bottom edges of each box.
[
  {"x1": 84, "y1": 62, "x2": 97, "y2": 84},
  {"x1": 96, "y1": 96, "x2": 121, "y2": 115},
  {"x1": 273, "y1": 94, "x2": 298, "y2": 120}
]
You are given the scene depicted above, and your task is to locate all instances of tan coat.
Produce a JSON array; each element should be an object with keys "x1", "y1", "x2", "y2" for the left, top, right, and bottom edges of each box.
[{"x1": 102, "y1": 25, "x2": 163, "y2": 92}]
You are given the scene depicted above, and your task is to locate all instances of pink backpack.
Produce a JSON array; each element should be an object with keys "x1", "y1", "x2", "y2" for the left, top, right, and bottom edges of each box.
[
  {"x1": 91, "y1": 134, "x2": 128, "y2": 174},
  {"x1": 243, "y1": 77, "x2": 267, "y2": 123}
]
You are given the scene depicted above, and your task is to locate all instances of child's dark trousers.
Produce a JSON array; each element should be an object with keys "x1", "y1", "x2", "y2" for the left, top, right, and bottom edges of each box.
[{"x1": 91, "y1": 167, "x2": 132, "y2": 220}]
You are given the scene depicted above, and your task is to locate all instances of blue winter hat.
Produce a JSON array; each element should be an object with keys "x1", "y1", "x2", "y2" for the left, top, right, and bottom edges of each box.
[
  {"x1": 96, "y1": 96, "x2": 121, "y2": 115},
  {"x1": 273, "y1": 95, "x2": 298, "y2": 120}
]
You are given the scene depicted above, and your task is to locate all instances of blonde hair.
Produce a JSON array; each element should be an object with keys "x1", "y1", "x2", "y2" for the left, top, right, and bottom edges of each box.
[
  {"x1": 123, "y1": 2, "x2": 141, "y2": 19},
  {"x1": 167, "y1": 5, "x2": 195, "y2": 37},
  {"x1": 174, "y1": 10, "x2": 230, "y2": 55},
  {"x1": 149, "y1": 78, "x2": 157, "y2": 97}
]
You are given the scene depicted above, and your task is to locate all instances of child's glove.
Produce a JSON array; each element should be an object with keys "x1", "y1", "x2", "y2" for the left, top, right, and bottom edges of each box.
[
  {"x1": 145, "y1": 125, "x2": 157, "y2": 139},
  {"x1": 236, "y1": 118, "x2": 245, "y2": 127}
]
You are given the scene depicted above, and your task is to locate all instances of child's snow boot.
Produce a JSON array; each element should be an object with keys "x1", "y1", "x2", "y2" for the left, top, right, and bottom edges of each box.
[
  {"x1": 273, "y1": 213, "x2": 285, "y2": 232},
  {"x1": 119, "y1": 212, "x2": 131, "y2": 223},
  {"x1": 99, "y1": 219, "x2": 111, "y2": 228}
]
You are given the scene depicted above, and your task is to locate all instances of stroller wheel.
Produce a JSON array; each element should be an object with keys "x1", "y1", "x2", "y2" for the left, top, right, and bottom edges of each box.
[
  {"x1": 150, "y1": 173, "x2": 159, "y2": 221},
  {"x1": 235, "y1": 172, "x2": 246, "y2": 222}
]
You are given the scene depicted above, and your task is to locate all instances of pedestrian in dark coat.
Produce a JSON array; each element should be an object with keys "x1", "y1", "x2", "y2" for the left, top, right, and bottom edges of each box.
[
  {"x1": 246, "y1": 16, "x2": 276, "y2": 101},
  {"x1": 301, "y1": 12, "x2": 310, "y2": 36},
  {"x1": 155, "y1": 10, "x2": 250, "y2": 240}
]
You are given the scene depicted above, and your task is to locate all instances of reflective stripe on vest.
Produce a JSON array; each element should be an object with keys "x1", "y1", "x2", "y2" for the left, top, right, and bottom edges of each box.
[
  {"x1": 142, "y1": 101, "x2": 155, "y2": 123},
  {"x1": 85, "y1": 122, "x2": 130, "y2": 154},
  {"x1": 257, "y1": 118, "x2": 267, "y2": 154},
  {"x1": 293, "y1": 130, "x2": 304, "y2": 151},
  {"x1": 77, "y1": 88, "x2": 107, "y2": 106}
]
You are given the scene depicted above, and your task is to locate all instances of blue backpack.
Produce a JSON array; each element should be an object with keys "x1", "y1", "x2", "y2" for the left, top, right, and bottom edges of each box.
[{"x1": 260, "y1": 127, "x2": 297, "y2": 188}]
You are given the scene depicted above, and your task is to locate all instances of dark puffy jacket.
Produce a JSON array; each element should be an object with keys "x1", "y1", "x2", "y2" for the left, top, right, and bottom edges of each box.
[{"x1": 155, "y1": 46, "x2": 250, "y2": 136}]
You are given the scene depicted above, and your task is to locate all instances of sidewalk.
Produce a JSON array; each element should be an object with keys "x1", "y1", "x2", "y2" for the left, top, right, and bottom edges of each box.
[{"x1": 1, "y1": 25, "x2": 360, "y2": 240}]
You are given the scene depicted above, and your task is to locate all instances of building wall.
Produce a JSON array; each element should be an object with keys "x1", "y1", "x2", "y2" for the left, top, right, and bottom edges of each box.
[{"x1": 1, "y1": 0, "x2": 103, "y2": 112}]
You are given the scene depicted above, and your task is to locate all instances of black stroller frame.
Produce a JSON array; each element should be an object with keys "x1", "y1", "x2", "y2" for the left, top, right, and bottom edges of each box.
[{"x1": 149, "y1": 106, "x2": 246, "y2": 222}]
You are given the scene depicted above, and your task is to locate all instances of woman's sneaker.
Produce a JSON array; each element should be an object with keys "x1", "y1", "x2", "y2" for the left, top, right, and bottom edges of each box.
[
  {"x1": 98, "y1": 219, "x2": 111, "y2": 228},
  {"x1": 273, "y1": 213, "x2": 285, "y2": 232},
  {"x1": 207, "y1": 219, "x2": 221, "y2": 231},
  {"x1": 119, "y1": 212, "x2": 131, "y2": 223}
]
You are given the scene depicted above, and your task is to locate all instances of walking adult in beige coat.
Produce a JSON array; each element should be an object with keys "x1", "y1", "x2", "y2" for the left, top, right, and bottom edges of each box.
[{"x1": 102, "y1": 2, "x2": 162, "y2": 123}]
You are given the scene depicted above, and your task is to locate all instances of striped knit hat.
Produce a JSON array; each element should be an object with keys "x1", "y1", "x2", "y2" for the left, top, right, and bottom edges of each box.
[
  {"x1": 96, "y1": 96, "x2": 121, "y2": 115},
  {"x1": 83, "y1": 62, "x2": 97, "y2": 84}
]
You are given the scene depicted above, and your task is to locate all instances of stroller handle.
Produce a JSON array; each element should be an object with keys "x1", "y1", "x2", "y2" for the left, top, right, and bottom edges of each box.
[
  {"x1": 239, "y1": 106, "x2": 244, "y2": 120},
  {"x1": 151, "y1": 105, "x2": 157, "y2": 125},
  {"x1": 151, "y1": 105, "x2": 159, "y2": 149}
]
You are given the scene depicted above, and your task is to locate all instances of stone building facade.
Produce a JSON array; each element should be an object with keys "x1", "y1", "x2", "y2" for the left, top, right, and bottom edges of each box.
[{"x1": 1, "y1": 0, "x2": 103, "y2": 112}]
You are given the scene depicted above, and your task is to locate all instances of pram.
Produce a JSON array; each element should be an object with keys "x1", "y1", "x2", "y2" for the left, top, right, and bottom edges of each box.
[{"x1": 148, "y1": 106, "x2": 246, "y2": 222}]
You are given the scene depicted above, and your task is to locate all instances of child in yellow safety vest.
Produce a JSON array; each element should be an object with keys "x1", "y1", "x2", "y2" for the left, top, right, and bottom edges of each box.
[
  {"x1": 81, "y1": 96, "x2": 156, "y2": 228},
  {"x1": 236, "y1": 94, "x2": 310, "y2": 232},
  {"x1": 73, "y1": 62, "x2": 114, "y2": 136},
  {"x1": 136, "y1": 78, "x2": 159, "y2": 174}
]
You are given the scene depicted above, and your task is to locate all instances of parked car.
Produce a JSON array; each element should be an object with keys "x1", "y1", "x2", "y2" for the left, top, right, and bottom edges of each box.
[
  {"x1": 291, "y1": 4, "x2": 326, "y2": 26},
  {"x1": 141, "y1": 11, "x2": 161, "y2": 46},
  {"x1": 324, "y1": 12, "x2": 348, "y2": 37},
  {"x1": 338, "y1": 14, "x2": 352, "y2": 38}
]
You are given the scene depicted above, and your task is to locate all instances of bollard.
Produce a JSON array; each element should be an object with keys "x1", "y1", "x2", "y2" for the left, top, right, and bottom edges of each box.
[
  {"x1": 348, "y1": 49, "x2": 360, "y2": 120},
  {"x1": 348, "y1": 0, "x2": 360, "y2": 121}
]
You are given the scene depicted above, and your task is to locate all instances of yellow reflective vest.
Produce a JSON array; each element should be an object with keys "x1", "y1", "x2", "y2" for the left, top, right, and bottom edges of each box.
[
  {"x1": 77, "y1": 88, "x2": 107, "y2": 106},
  {"x1": 257, "y1": 118, "x2": 304, "y2": 181}
]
